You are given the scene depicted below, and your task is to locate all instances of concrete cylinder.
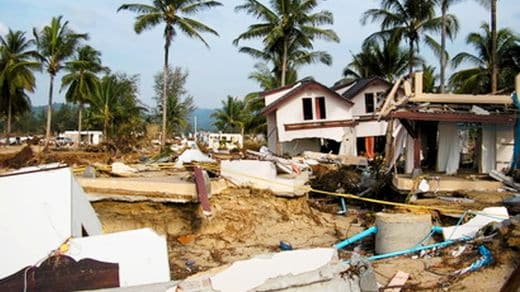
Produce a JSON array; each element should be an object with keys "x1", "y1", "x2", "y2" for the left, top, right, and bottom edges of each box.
[{"x1": 375, "y1": 212, "x2": 432, "y2": 254}]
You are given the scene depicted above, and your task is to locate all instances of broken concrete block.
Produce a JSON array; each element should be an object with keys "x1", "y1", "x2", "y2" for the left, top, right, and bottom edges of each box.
[
  {"x1": 175, "y1": 149, "x2": 215, "y2": 167},
  {"x1": 375, "y1": 213, "x2": 432, "y2": 254},
  {"x1": 442, "y1": 207, "x2": 509, "y2": 240},
  {"x1": 65, "y1": 228, "x2": 170, "y2": 287},
  {"x1": 82, "y1": 165, "x2": 96, "y2": 178},
  {"x1": 179, "y1": 248, "x2": 376, "y2": 292},
  {"x1": 220, "y1": 160, "x2": 308, "y2": 197},
  {"x1": 111, "y1": 162, "x2": 138, "y2": 177}
]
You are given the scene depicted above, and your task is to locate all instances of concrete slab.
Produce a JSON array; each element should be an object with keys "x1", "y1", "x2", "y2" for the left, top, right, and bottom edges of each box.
[
  {"x1": 78, "y1": 176, "x2": 229, "y2": 203},
  {"x1": 65, "y1": 228, "x2": 170, "y2": 287},
  {"x1": 220, "y1": 160, "x2": 309, "y2": 197}
]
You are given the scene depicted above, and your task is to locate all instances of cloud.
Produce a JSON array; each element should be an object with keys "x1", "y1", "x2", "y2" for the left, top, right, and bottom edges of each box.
[{"x1": 0, "y1": 21, "x2": 8, "y2": 35}]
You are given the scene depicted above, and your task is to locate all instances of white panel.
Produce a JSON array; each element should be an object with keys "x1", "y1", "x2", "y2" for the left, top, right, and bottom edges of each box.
[
  {"x1": 355, "y1": 120, "x2": 388, "y2": 138},
  {"x1": 481, "y1": 125, "x2": 497, "y2": 174},
  {"x1": 0, "y1": 168, "x2": 72, "y2": 278},
  {"x1": 71, "y1": 174, "x2": 103, "y2": 237},
  {"x1": 66, "y1": 228, "x2": 170, "y2": 286},
  {"x1": 437, "y1": 122, "x2": 461, "y2": 174},
  {"x1": 496, "y1": 126, "x2": 514, "y2": 171}
]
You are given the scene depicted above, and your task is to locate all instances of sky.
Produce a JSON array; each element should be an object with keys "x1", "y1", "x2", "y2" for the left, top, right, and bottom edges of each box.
[{"x1": 1, "y1": 0, "x2": 519, "y2": 109}]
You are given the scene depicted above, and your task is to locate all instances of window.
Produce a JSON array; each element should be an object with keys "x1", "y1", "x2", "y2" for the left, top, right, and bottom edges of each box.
[
  {"x1": 302, "y1": 98, "x2": 313, "y2": 120},
  {"x1": 315, "y1": 97, "x2": 326, "y2": 119},
  {"x1": 365, "y1": 93, "x2": 375, "y2": 113}
]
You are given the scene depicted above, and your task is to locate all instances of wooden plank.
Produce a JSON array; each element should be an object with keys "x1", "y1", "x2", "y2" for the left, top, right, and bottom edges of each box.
[
  {"x1": 414, "y1": 72, "x2": 423, "y2": 96},
  {"x1": 378, "y1": 77, "x2": 403, "y2": 119},
  {"x1": 194, "y1": 167, "x2": 212, "y2": 216},
  {"x1": 393, "y1": 174, "x2": 504, "y2": 192},
  {"x1": 0, "y1": 255, "x2": 119, "y2": 291},
  {"x1": 411, "y1": 93, "x2": 511, "y2": 104},
  {"x1": 385, "y1": 270, "x2": 409, "y2": 292},
  {"x1": 391, "y1": 111, "x2": 515, "y2": 124},
  {"x1": 284, "y1": 119, "x2": 357, "y2": 131}
]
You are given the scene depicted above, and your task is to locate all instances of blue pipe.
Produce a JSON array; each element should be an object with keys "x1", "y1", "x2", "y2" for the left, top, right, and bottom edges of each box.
[
  {"x1": 334, "y1": 226, "x2": 378, "y2": 249},
  {"x1": 469, "y1": 245, "x2": 493, "y2": 271},
  {"x1": 367, "y1": 240, "x2": 456, "y2": 261}
]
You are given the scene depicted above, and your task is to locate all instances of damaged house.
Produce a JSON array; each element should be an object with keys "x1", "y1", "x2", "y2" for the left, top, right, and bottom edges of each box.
[
  {"x1": 382, "y1": 72, "x2": 520, "y2": 192},
  {"x1": 262, "y1": 77, "x2": 397, "y2": 157}
]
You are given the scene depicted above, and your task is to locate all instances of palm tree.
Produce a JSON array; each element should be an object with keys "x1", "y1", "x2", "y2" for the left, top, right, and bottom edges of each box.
[
  {"x1": 212, "y1": 96, "x2": 247, "y2": 136},
  {"x1": 33, "y1": 16, "x2": 87, "y2": 147},
  {"x1": 343, "y1": 38, "x2": 410, "y2": 82},
  {"x1": 362, "y1": 0, "x2": 457, "y2": 75},
  {"x1": 61, "y1": 45, "x2": 106, "y2": 147},
  {"x1": 86, "y1": 74, "x2": 146, "y2": 148},
  {"x1": 475, "y1": 0, "x2": 498, "y2": 93},
  {"x1": 449, "y1": 23, "x2": 519, "y2": 94},
  {"x1": 435, "y1": 0, "x2": 462, "y2": 93},
  {"x1": 234, "y1": 0, "x2": 339, "y2": 86},
  {"x1": 118, "y1": 0, "x2": 222, "y2": 150},
  {"x1": 0, "y1": 30, "x2": 40, "y2": 137}
]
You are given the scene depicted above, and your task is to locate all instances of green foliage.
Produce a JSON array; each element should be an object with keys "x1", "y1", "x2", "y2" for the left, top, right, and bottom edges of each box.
[
  {"x1": 449, "y1": 23, "x2": 519, "y2": 94},
  {"x1": 234, "y1": 0, "x2": 339, "y2": 87},
  {"x1": 85, "y1": 73, "x2": 146, "y2": 149},
  {"x1": 343, "y1": 37, "x2": 410, "y2": 82},
  {"x1": 61, "y1": 45, "x2": 106, "y2": 105},
  {"x1": 0, "y1": 29, "x2": 40, "y2": 135},
  {"x1": 362, "y1": 0, "x2": 456, "y2": 74},
  {"x1": 152, "y1": 67, "x2": 196, "y2": 136},
  {"x1": 212, "y1": 95, "x2": 265, "y2": 135},
  {"x1": 33, "y1": 16, "x2": 88, "y2": 77}
]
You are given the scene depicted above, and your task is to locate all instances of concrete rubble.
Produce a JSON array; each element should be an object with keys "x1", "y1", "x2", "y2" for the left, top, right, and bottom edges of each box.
[{"x1": 220, "y1": 160, "x2": 309, "y2": 197}]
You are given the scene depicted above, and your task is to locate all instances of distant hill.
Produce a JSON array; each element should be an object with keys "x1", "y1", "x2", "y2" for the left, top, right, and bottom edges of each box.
[
  {"x1": 189, "y1": 108, "x2": 216, "y2": 132},
  {"x1": 31, "y1": 103, "x2": 217, "y2": 132}
]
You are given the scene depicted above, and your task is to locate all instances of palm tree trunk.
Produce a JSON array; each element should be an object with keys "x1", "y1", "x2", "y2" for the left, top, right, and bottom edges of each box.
[
  {"x1": 408, "y1": 39, "x2": 415, "y2": 77},
  {"x1": 103, "y1": 104, "x2": 108, "y2": 139},
  {"x1": 281, "y1": 37, "x2": 288, "y2": 86},
  {"x1": 161, "y1": 41, "x2": 170, "y2": 151},
  {"x1": 490, "y1": 0, "x2": 498, "y2": 93},
  {"x1": 440, "y1": 1, "x2": 447, "y2": 93},
  {"x1": 7, "y1": 95, "x2": 12, "y2": 137},
  {"x1": 76, "y1": 103, "x2": 83, "y2": 149},
  {"x1": 44, "y1": 74, "x2": 55, "y2": 148}
]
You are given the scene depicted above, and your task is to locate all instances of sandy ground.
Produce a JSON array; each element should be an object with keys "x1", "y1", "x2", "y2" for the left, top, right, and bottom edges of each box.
[{"x1": 92, "y1": 187, "x2": 364, "y2": 280}]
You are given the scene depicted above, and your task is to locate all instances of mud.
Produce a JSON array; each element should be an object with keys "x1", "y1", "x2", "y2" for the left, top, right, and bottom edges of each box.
[
  {"x1": 0, "y1": 145, "x2": 36, "y2": 169},
  {"x1": 92, "y1": 188, "x2": 364, "y2": 280}
]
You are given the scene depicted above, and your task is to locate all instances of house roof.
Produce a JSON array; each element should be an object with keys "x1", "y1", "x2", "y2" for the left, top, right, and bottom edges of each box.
[
  {"x1": 335, "y1": 77, "x2": 390, "y2": 99},
  {"x1": 261, "y1": 79, "x2": 354, "y2": 115}
]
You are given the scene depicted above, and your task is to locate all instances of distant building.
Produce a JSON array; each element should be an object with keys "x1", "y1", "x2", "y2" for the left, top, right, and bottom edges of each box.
[{"x1": 63, "y1": 130, "x2": 103, "y2": 145}]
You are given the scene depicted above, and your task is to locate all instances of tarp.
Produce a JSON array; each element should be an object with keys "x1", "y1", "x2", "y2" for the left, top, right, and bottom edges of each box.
[{"x1": 437, "y1": 122, "x2": 462, "y2": 175}]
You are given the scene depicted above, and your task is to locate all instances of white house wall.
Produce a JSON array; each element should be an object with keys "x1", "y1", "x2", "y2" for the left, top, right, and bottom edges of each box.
[
  {"x1": 355, "y1": 120, "x2": 388, "y2": 138},
  {"x1": 264, "y1": 84, "x2": 300, "y2": 106},
  {"x1": 349, "y1": 83, "x2": 390, "y2": 117},
  {"x1": 276, "y1": 88, "x2": 353, "y2": 142}
]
